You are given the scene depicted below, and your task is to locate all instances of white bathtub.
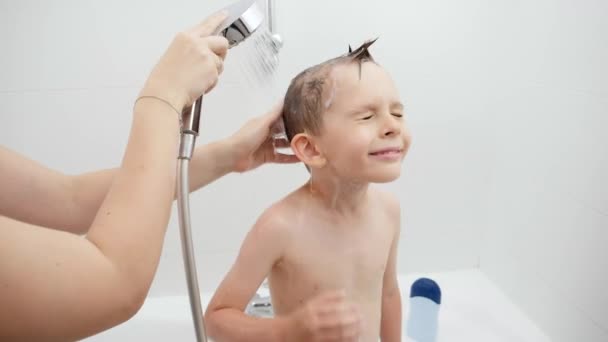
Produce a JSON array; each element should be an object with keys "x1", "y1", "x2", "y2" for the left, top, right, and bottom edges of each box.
[{"x1": 84, "y1": 269, "x2": 550, "y2": 341}]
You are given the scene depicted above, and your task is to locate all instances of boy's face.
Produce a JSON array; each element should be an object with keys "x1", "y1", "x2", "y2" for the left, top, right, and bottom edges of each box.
[{"x1": 316, "y1": 62, "x2": 411, "y2": 183}]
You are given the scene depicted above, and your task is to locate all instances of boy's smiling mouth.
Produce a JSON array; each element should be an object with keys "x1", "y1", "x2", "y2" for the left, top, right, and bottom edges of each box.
[
  {"x1": 370, "y1": 147, "x2": 402, "y2": 154},
  {"x1": 369, "y1": 147, "x2": 403, "y2": 160}
]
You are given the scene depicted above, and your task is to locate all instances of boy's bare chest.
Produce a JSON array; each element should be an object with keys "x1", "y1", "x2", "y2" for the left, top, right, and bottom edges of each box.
[{"x1": 272, "y1": 213, "x2": 394, "y2": 300}]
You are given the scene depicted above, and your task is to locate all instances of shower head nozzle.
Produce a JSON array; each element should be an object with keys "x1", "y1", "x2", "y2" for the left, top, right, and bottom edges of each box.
[
  {"x1": 215, "y1": 0, "x2": 283, "y2": 88},
  {"x1": 217, "y1": 0, "x2": 265, "y2": 48}
]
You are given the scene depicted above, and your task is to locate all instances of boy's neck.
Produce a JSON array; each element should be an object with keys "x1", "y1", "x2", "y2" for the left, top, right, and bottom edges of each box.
[{"x1": 306, "y1": 174, "x2": 370, "y2": 216}]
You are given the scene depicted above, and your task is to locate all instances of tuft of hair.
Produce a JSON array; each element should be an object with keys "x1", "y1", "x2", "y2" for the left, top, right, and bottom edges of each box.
[
  {"x1": 282, "y1": 38, "x2": 379, "y2": 142},
  {"x1": 348, "y1": 37, "x2": 378, "y2": 77}
]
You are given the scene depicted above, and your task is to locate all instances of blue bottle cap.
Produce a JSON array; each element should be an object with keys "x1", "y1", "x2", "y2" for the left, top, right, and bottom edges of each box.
[{"x1": 410, "y1": 278, "x2": 441, "y2": 304}]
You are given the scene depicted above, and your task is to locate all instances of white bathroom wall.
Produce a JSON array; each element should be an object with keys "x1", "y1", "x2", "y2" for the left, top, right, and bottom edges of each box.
[
  {"x1": 477, "y1": 1, "x2": 608, "y2": 341},
  {"x1": 0, "y1": 0, "x2": 494, "y2": 297}
]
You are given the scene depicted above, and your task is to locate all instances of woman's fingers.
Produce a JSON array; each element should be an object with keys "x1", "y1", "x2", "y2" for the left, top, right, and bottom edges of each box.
[{"x1": 191, "y1": 11, "x2": 228, "y2": 37}]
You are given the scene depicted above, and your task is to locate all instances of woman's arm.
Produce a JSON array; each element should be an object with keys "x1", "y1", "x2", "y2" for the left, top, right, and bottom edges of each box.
[
  {"x1": 0, "y1": 12, "x2": 229, "y2": 341},
  {"x1": 0, "y1": 146, "x2": 115, "y2": 234},
  {"x1": 0, "y1": 103, "x2": 297, "y2": 235}
]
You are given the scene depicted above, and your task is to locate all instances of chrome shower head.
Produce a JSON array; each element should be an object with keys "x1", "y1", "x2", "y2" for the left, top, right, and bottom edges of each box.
[{"x1": 216, "y1": 0, "x2": 265, "y2": 48}]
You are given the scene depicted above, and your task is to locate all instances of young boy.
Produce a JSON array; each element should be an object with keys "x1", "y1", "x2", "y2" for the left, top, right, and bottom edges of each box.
[{"x1": 205, "y1": 39, "x2": 411, "y2": 342}]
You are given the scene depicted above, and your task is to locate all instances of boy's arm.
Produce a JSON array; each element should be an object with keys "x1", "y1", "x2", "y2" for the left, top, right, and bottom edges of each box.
[
  {"x1": 204, "y1": 207, "x2": 292, "y2": 342},
  {"x1": 381, "y1": 193, "x2": 403, "y2": 342}
]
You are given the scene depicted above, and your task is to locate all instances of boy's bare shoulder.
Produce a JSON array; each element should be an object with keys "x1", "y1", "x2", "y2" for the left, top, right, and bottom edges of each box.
[
  {"x1": 369, "y1": 187, "x2": 401, "y2": 219},
  {"x1": 369, "y1": 188, "x2": 402, "y2": 240},
  {"x1": 250, "y1": 186, "x2": 307, "y2": 238}
]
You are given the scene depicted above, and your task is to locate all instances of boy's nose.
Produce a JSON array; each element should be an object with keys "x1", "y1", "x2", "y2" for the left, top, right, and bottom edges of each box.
[{"x1": 381, "y1": 114, "x2": 402, "y2": 137}]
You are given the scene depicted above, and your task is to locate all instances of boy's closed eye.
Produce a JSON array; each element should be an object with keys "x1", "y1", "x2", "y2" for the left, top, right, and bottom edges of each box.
[
  {"x1": 359, "y1": 112, "x2": 403, "y2": 121},
  {"x1": 361, "y1": 113, "x2": 375, "y2": 121}
]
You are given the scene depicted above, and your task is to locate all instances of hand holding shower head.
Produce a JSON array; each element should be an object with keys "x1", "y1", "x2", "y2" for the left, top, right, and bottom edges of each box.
[{"x1": 179, "y1": 0, "x2": 264, "y2": 148}]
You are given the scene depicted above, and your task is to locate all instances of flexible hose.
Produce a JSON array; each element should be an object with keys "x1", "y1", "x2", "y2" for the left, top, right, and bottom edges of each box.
[{"x1": 177, "y1": 153, "x2": 208, "y2": 342}]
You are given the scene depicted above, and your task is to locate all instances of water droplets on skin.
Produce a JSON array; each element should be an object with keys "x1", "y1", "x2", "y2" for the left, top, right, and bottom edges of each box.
[
  {"x1": 270, "y1": 138, "x2": 292, "y2": 158},
  {"x1": 307, "y1": 176, "x2": 369, "y2": 212},
  {"x1": 271, "y1": 136, "x2": 293, "y2": 156},
  {"x1": 270, "y1": 116, "x2": 293, "y2": 156}
]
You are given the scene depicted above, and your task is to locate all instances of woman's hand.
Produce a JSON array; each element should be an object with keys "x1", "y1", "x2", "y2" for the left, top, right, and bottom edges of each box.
[
  {"x1": 139, "y1": 11, "x2": 230, "y2": 112},
  {"x1": 227, "y1": 102, "x2": 300, "y2": 173}
]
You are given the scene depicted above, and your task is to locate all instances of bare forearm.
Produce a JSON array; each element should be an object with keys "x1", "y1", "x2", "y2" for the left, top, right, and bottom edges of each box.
[
  {"x1": 0, "y1": 146, "x2": 110, "y2": 234},
  {"x1": 72, "y1": 138, "x2": 233, "y2": 227},
  {"x1": 86, "y1": 100, "x2": 179, "y2": 295},
  {"x1": 67, "y1": 169, "x2": 115, "y2": 233},
  {"x1": 69, "y1": 140, "x2": 233, "y2": 231},
  {"x1": 206, "y1": 309, "x2": 289, "y2": 342},
  {"x1": 187, "y1": 139, "x2": 234, "y2": 190},
  {"x1": 10, "y1": 139, "x2": 233, "y2": 235},
  {"x1": 381, "y1": 291, "x2": 402, "y2": 342}
]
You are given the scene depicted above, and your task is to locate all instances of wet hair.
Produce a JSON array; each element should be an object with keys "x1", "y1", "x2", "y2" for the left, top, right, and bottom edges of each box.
[{"x1": 282, "y1": 38, "x2": 378, "y2": 141}]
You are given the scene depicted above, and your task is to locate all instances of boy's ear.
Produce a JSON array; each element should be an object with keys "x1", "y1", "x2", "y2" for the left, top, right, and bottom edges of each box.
[{"x1": 290, "y1": 133, "x2": 327, "y2": 169}]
